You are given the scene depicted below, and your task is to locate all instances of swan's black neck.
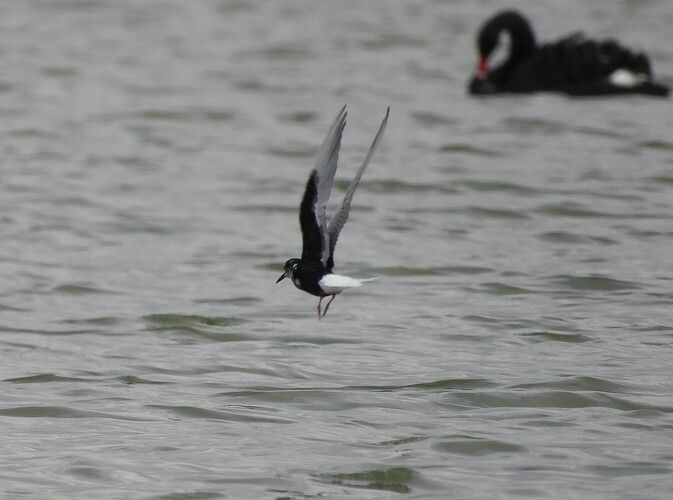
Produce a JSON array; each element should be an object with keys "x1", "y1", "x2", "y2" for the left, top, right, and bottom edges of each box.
[{"x1": 478, "y1": 10, "x2": 536, "y2": 71}]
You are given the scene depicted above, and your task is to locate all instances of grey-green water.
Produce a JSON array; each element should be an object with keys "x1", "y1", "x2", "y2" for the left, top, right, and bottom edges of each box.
[{"x1": 1, "y1": 1, "x2": 673, "y2": 498}]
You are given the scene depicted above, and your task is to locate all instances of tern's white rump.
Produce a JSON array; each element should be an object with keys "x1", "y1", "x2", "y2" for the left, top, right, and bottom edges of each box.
[{"x1": 318, "y1": 274, "x2": 378, "y2": 295}]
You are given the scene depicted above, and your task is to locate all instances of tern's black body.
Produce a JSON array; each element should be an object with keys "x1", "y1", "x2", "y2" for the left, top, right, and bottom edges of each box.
[
  {"x1": 276, "y1": 106, "x2": 389, "y2": 319},
  {"x1": 468, "y1": 10, "x2": 670, "y2": 97},
  {"x1": 281, "y1": 258, "x2": 325, "y2": 297},
  {"x1": 299, "y1": 171, "x2": 332, "y2": 276}
]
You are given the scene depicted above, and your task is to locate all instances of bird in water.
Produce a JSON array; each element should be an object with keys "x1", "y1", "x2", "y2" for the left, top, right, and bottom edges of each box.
[
  {"x1": 468, "y1": 10, "x2": 670, "y2": 97},
  {"x1": 276, "y1": 106, "x2": 389, "y2": 319}
]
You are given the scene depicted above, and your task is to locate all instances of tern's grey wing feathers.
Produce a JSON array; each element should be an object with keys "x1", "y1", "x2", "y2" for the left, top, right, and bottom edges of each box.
[
  {"x1": 309, "y1": 105, "x2": 347, "y2": 267},
  {"x1": 326, "y1": 107, "x2": 389, "y2": 271}
]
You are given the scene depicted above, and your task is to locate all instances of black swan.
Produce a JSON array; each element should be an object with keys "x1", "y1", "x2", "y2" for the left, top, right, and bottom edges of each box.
[{"x1": 468, "y1": 10, "x2": 670, "y2": 97}]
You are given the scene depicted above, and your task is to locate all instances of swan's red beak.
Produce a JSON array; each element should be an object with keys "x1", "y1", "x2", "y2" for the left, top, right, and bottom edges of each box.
[{"x1": 476, "y1": 57, "x2": 488, "y2": 78}]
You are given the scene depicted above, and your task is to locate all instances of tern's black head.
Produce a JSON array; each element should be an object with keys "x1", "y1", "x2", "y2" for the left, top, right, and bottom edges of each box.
[{"x1": 276, "y1": 258, "x2": 300, "y2": 284}]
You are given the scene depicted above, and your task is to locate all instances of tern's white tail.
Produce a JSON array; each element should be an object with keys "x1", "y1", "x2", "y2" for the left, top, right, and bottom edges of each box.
[
  {"x1": 319, "y1": 274, "x2": 379, "y2": 294},
  {"x1": 357, "y1": 277, "x2": 380, "y2": 284}
]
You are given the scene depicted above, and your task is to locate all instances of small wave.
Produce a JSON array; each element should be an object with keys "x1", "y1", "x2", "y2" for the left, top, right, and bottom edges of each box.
[
  {"x1": 412, "y1": 111, "x2": 458, "y2": 126},
  {"x1": 638, "y1": 140, "x2": 673, "y2": 151},
  {"x1": 585, "y1": 463, "x2": 671, "y2": 477},
  {"x1": 112, "y1": 375, "x2": 171, "y2": 386},
  {"x1": 511, "y1": 376, "x2": 630, "y2": 393},
  {"x1": 4, "y1": 373, "x2": 90, "y2": 384},
  {"x1": 360, "y1": 34, "x2": 427, "y2": 50},
  {"x1": 502, "y1": 117, "x2": 566, "y2": 135},
  {"x1": 265, "y1": 146, "x2": 316, "y2": 159},
  {"x1": 315, "y1": 467, "x2": 415, "y2": 494},
  {"x1": 111, "y1": 108, "x2": 236, "y2": 124},
  {"x1": 0, "y1": 405, "x2": 150, "y2": 420},
  {"x1": 360, "y1": 179, "x2": 458, "y2": 194},
  {"x1": 277, "y1": 111, "x2": 317, "y2": 124},
  {"x1": 252, "y1": 44, "x2": 315, "y2": 61},
  {"x1": 465, "y1": 206, "x2": 530, "y2": 220},
  {"x1": 448, "y1": 390, "x2": 673, "y2": 412},
  {"x1": 192, "y1": 297, "x2": 260, "y2": 306},
  {"x1": 519, "y1": 331, "x2": 595, "y2": 343},
  {"x1": 548, "y1": 274, "x2": 640, "y2": 292},
  {"x1": 438, "y1": 143, "x2": 500, "y2": 157},
  {"x1": 465, "y1": 282, "x2": 536, "y2": 295},
  {"x1": 144, "y1": 314, "x2": 243, "y2": 328},
  {"x1": 146, "y1": 404, "x2": 292, "y2": 424},
  {"x1": 52, "y1": 283, "x2": 116, "y2": 295},
  {"x1": 143, "y1": 314, "x2": 249, "y2": 342},
  {"x1": 534, "y1": 202, "x2": 610, "y2": 218},
  {"x1": 362, "y1": 378, "x2": 496, "y2": 392},
  {"x1": 458, "y1": 179, "x2": 540, "y2": 194},
  {"x1": 367, "y1": 265, "x2": 492, "y2": 277},
  {"x1": 432, "y1": 435, "x2": 526, "y2": 456},
  {"x1": 572, "y1": 125, "x2": 627, "y2": 139},
  {"x1": 647, "y1": 174, "x2": 673, "y2": 185},
  {"x1": 537, "y1": 231, "x2": 616, "y2": 245}
]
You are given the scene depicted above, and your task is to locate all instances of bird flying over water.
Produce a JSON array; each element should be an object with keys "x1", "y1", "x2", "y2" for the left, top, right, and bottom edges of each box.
[{"x1": 276, "y1": 105, "x2": 389, "y2": 319}]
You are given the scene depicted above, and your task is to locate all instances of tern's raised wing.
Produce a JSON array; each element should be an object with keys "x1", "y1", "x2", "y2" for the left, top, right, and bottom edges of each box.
[
  {"x1": 299, "y1": 106, "x2": 347, "y2": 265},
  {"x1": 326, "y1": 107, "x2": 389, "y2": 271}
]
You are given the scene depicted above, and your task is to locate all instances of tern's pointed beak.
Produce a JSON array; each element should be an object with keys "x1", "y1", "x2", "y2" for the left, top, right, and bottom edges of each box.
[{"x1": 276, "y1": 273, "x2": 286, "y2": 284}]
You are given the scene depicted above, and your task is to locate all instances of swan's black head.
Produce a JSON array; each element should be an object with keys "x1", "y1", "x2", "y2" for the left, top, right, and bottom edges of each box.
[
  {"x1": 469, "y1": 10, "x2": 536, "y2": 94},
  {"x1": 477, "y1": 10, "x2": 535, "y2": 59}
]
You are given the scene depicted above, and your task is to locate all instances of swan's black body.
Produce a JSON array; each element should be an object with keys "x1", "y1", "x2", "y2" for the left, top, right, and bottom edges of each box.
[{"x1": 468, "y1": 10, "x2": 669, "y2": 97}]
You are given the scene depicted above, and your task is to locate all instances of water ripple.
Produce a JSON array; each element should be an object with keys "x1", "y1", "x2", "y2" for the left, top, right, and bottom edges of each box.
[
  {"x1": 448, "y1": 391, "x2": 673, "y2": 412},
  {"x1": 432, "y1": 435, "x2": 526, "y2": 456},
  {"x1": 2, "y1": 1, "x2": 673, "y2": 498},
  {"x1": 518, "y1": 331, "x2": 595, "y2": 344},
  {"x1": 0, "y1": 406, "x2": 151, "y2": 421},
  {"x1": 537, "y1": 231, "x2": 617, "y2": 245},
  {"x1": 511, "y1": 376, "x2": 632, "y2": 393},
  {"x1": 465, "y1": 282, "x2": 537, "y2": 295},
  {"x1": 438, "y1": 143, "x2": 499, "y2": 156},
  {"x1": 369, "y1": 265, "x2": 493, "y2": 277},
  {"x1": 4, "y1": 373, "x2": 90, "y2": 384},
  {"x1": 315, "y1": 467, "x2": 415, "y2": 494},
  {"x1": 548, "y1": 275, "x2": 640, "y2": 292},
  {"x1": 146, "y1": 405, "x2": 292, "y2": 424}
]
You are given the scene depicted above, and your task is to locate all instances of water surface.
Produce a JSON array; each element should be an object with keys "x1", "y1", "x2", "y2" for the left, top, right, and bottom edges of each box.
[{"x1": 1, "y1": 1, "x2": 673, "y2": 498}]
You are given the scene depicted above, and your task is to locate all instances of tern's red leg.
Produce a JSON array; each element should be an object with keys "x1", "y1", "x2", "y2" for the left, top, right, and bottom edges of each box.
[
  {"x1": 322, "y1": 295, "x2": 336, "y2": 318},
  {"x1": 317, "y1": 296, "x2": 324, "y2": 320}
]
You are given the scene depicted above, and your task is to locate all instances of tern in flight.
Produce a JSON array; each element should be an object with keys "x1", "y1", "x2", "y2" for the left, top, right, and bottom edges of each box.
[{"x1": 276, "y1": 105, "x2": 389, "y2": 319}]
